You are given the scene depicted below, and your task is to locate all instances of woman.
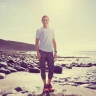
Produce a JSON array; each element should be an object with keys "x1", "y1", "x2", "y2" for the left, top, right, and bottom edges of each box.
[{"x1": 35, "y1": 15, "x2": 57, "y2": 92}]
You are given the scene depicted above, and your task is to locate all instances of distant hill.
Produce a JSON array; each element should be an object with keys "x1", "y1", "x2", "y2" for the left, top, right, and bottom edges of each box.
[{"x1": 0, "y1": 39, "x2": 36, "y2": 51}]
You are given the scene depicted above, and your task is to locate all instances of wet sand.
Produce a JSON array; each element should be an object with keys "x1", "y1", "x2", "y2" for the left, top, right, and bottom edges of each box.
[{"x1": 0, "y1": 72, "x2": 96, "y2": 96}]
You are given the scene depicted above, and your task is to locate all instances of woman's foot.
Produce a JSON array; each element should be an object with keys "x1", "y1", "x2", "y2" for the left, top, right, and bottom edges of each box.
[
  {"x1": 47, "y1": 83, "x2": 54, "y2": 92},
  {"x1": 43, "y1": 84, "x2": 49, "y2": 92}
]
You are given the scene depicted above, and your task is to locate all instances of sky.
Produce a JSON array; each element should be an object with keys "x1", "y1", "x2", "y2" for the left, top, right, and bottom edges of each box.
[{"x1": 0, "y1": 0, "x2": 96, "y2": 51}]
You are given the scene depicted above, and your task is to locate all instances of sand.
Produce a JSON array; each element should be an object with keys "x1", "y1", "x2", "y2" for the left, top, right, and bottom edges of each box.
[{"x1": 0, "y1": 72, "x2": 96, "y2": 96}]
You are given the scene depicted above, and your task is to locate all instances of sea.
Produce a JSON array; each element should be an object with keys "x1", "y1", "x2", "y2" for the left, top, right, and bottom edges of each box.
[{"x1": 29, "y1": 50, "x2": 96, "y2": 64}]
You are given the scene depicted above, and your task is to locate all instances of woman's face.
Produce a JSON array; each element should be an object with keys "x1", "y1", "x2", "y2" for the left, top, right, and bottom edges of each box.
[{"x1": 42, "y1": 17, "x2": 49, "y2": 26}]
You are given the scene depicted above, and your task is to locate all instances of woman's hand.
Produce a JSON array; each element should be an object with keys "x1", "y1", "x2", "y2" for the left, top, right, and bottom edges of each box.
[
  {"x1": 36, "y1": 52, "x2": 41, "y2": 60},
  {"x1": 54, "y1": 53, "x2": 57, "y2": 59}
]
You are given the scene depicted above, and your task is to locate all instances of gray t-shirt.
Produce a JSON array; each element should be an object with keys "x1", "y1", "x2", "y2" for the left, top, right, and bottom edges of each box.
[{"x1": 36, "y1": 27, "x2": 55, "y2": 52}]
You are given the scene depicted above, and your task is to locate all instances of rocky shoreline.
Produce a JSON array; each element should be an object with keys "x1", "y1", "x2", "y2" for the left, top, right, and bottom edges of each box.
[{"x1": 0, "y1": 52, "x2": 96, "y2": 96}]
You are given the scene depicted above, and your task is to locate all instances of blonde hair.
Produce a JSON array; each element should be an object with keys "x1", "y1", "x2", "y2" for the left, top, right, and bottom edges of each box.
[{"x1": 42, "y1": 15, "x2": 49, "y2": 21}]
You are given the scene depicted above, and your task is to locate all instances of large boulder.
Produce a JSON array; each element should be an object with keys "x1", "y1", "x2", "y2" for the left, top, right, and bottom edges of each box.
[
  {"x1": 29, "y1": 67, "x2": 40, "y2": 73},
  {"x1": 54, "y1": 66, "x2": 63, "y2": 74}
]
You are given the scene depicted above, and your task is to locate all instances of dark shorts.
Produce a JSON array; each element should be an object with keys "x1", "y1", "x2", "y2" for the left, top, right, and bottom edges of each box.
[{"x1": 39, "y1": 50, "x2": 54, "y2": 79}]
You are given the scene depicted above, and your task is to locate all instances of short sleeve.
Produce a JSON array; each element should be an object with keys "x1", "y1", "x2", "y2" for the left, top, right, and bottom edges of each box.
[
  {"x1": 36, "y1": 29, "x2": 40, "y2": 38},
  {"x1": 52, "y1": 30, "x2": 55, "y2": 39}
]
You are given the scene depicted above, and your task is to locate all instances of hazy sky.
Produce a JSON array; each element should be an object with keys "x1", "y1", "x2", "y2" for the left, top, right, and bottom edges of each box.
[{"x1": 0, "y1": 0, "x2": 96, "y2": 51}]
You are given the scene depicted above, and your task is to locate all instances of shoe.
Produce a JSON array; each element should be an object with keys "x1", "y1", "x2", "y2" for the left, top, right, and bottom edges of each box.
[
  {"x1": 47, "y1": 83, "x2": 54, "y2": 92},
  {"x1": 43, "y1": 84, "x2": 49, "y2": 92}
]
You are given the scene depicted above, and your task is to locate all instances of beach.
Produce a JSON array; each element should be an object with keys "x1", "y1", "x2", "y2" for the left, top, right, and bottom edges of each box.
[
  {"x1": 0, "y1": 69, "x2": 96, "y2": 96},
  {"x1": 0, "y1": 51, "x2": 96, "y2": 96}
]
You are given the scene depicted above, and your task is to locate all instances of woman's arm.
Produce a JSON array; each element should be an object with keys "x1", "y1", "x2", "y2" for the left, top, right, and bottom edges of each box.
[
  {"x1": 52, "y1": 38, "x2": 57, "y2": 52},
  {"x1": 52, "y1": 38, "x2": 57, "y2": 58},
  {"x1": 35, "y1": 38, "x2": 39, "y2": 53},
  {"x1": 35, "y1": 38, "x2": 41, "y2": 60}
]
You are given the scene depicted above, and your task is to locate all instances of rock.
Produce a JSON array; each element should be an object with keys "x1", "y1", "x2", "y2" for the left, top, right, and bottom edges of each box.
[
  {"x1": 61, "y1": 64, "x2": 66, "y2": 67},
  {"x1": 75, "y1": 63, "x2": 82, "y2": 67},
  {"x1": 30, "y1": 63, "x2": 37, "y2": 67},
  {"x1": 81, "y1": 63, "x2": 93, "y2": 67},
  {"x1": 7, "y1": 60, "x2": 14, "y2": 64},
  {"x1": 29, "y1": 67, "x2": 40, "y2": 73},
  {"x1": 90, "y1": 80, "x2": 96, "y2": 84},
  {"x1": 7, "y1": 63, "x2": 14, "y2": 67},
  {"x1": 7, "y1": 67, "x2": 17, "y2": 72},
  {"x1": 71, "y1": 83, "x2": 78, "y2": 86},
  {"x1": 15, "y1": 87, "x2": 28, "y2": 94},
  {"x1": 37, "y1": 65, "x2": 41, "y2": 69},
  {"x1": 0, "y1": 73, "x2": 6, "y2": 79},
  {"x1": 88, "y1": 75, "x2": 96, "y2": 80},
  {"x1": 53, "y1": 80, "x2": 58, "y2": 83},
  {"x1": 93, "y1": 63, "x2": 96, "y2": 66},
  {"x1": 14, "y1": 66, "x2": 26, "y2": 71},
  {"x1": 74, "y1": 80, "x2": 89, "y2": 85},
  {"x1": 0, "y1": 58, "x2": 2, "y2": 62},
  {"x1": 20, "y1": 62, "x2": 28, "y2": 68},
  {"x1": 71, "y1": 62, "x2": 78, "y2": 67},
  {"x1": 85, "y1": 84, "x2": 96, "y2": 89},
  {"x1": 28, "y1": 64, "x2": 34, "y2": 68},
  {"x1": 66, "y1": 65, "x2": 72, "y2": 69},
  {"x1": 54, "y1": 66, "x2": 62, "y2": 74},
  {"x1": 80, "y1": 64, "x2": 87, "y2": 67},
  {"x1": 5, "y1": 70, "x2": 11, "y2": 74},
  {"x1": 87, "y1": 63, "x2": 93, "y2": 67},
  {"x1": 33, "y1": 60, "x2": 39, "y2": 65},
  {"x1": 0, "y1": 68, "x2": 11, "y2": 74},
  {"x1": 59, "y1": 78, "x2": 68, "y2": 82},
  {"x1": 0, "y1": 62, "x2": 7, "y2": 68},
  {"x1": 58, "y1": 80, "x2": 65, "y2": 83},
  {"x1": 15, "y1": 87, "x2": 22, "y2": 92},
  {"x1": 21, "y1": 90, "x2": 28, "y2": 93}
]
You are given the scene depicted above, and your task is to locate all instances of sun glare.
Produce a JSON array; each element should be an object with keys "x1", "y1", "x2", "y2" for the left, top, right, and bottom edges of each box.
[{"x1": 47, "y1": 0, "x2": 73, "y2": 13}]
